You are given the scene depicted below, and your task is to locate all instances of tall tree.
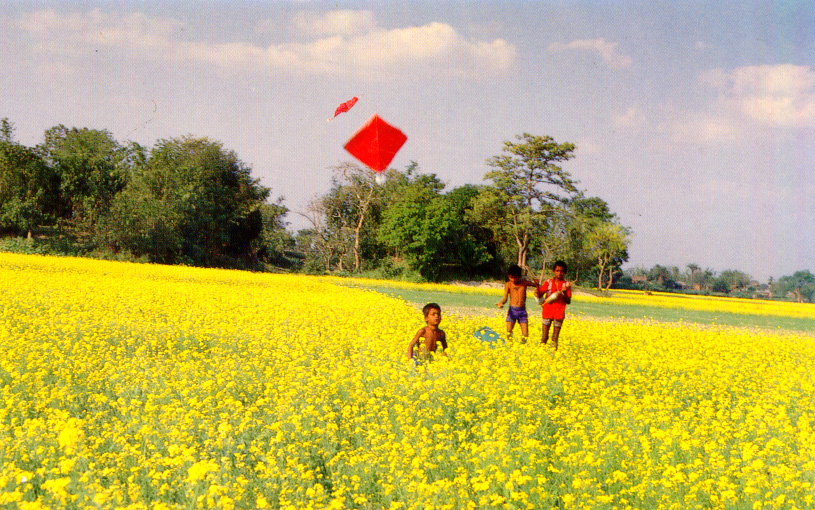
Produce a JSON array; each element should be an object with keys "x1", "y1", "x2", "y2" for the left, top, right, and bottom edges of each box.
[
  {"x1": 0, "y1": 122, "x2": 59, "y2": 237},
  {"x1": 38, "y1": 125, "x2": 132, "y2": 228},
  {"x1": 473, "y1": 133, "x2": 578, "y2": 270},
  {"x1": 586, "y1": 221, "x2": 630, "y2": 290},
  {"x1": 322, "y1": 162, "x2": 382, "y2": 273},
  {"x1": 107, "y1": 136, "x2": 269, "y2": 266},
  {"x1": 558, "y1": 195, "x2": 619, "y2": 283},
  {"x1": 687, "y1": 263, "x2": 700, "y2": 288}
]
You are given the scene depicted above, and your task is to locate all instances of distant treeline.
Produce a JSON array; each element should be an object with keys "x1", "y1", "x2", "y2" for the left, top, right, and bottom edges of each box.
[
  {"x1": 0, "y1": 118, "x2": 643, "y2": 287},
  {"x1": 620, "y1": 264, "x2": 815, "y2": 303}
]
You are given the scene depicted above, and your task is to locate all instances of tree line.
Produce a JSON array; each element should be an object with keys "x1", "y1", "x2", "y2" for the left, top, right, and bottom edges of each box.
[
  {"x1": 3, "y1": 118, "x2": 811, "y2": 300},
  {"x1": 621, "y1": 264, "x2": 815, "y2": 303},
  {"x1": 295, "y1": 133, "x2": 631, "y2": 285},
  {"x1": 0, "y1": 118, "x2": 646, "y2": 287},
  {"x1": 0, "y1": 118, "x2": 286, "y2": 268}
]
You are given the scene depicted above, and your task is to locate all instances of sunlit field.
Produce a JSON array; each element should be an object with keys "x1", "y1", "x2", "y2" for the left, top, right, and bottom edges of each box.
[{"x1": 2, "y1": 253, "x2": 814, "y2": 509}]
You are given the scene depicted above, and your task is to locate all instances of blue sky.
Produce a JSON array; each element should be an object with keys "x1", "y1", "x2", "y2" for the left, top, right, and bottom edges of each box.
[{"x1": 2, "y1": 1, "x2": 814, "y2": 281}]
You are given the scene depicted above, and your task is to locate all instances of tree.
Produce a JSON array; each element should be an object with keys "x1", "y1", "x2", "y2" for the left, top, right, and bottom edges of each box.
[
  {"x1": 0, "y1": 119, "x2": 61, "y2": 237},
  {"x1": 378, "y1": 173, "x2": 490, "y2": 281},
  {"x1": 648, "y1": 265, "x2": 676, "y2": 289},
  {"x1": 534, "y1": 204, "x2": 572, "y2": 277},
  {"x1": 378, "y1": 173, "x2": 444, "y2": 265},
  {"x1": 687, "y1": 263, "x2": 700, "y2": 289},
  {"x1": 38, "y1": 125, "x2": 132, "y2": 228},
  {"x1": 586, "y1": 221, "x2": 630, "y2": 290},
  {"x1": 297, "y1": 197, "x2": 341, "y2": 272},
  {"x1": 0, "y1": 134, "x2": 58, "y2": 237},
  {"x1": 323, "y1": 163, "x2": 382, "y2": 273},
  {"x1": 107, "y1": 136, "x2": 269, "y2": 266},
  {"x1": 439, "y1": 185, "x2": 496, "y2": 278},
  {"x1": 717, "y1": 269, "x2": 753, "y2": 292},
  {"x1": 774, "y1": 270, "x2": 815, "y2": 303},
  {"x1": 474, "y1": 133, "x2": 578, "y2": 271},
  {"x1": 559, "y1": 195, "x2": 619, "y2": 284},
  {"x1": 255, "y1": 200, "x2": 296, "y2": 267}
]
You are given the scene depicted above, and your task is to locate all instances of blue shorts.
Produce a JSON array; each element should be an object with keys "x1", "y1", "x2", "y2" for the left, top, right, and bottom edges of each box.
[{"x1": 506, "y1": 306, "x2": 528, "y2": 324}]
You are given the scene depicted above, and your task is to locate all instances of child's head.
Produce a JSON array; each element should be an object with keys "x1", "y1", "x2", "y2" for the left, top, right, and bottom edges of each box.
[
  {"x1": 553, "y1": 260, "x2": 567, "y2": 278},
  {"x1": 507, "y1": 264, "x2": 523, "y2": 280},
  {"x1": 422, "y1": 302, "x2": 441, "y2": 318},
  {"x1": 422, "y1": 302, "x2": 442, "y2": 325}
]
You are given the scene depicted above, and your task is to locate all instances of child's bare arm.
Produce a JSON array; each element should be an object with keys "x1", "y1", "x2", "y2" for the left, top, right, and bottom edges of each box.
[
  {"x1": 439, "y1": 330, "x2": 448, "y2": 356},
  {"x1": 496, "y1": 283, "x2": 510, "y2": 307},
  {"x1": 407, "y1": 328, "x2": 423, "y2": 359}
]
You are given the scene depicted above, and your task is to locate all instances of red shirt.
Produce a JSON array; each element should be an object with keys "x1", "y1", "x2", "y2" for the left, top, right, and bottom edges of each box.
[{"x1": 539, "y1": 278, "x2": 571, "y2": 320}]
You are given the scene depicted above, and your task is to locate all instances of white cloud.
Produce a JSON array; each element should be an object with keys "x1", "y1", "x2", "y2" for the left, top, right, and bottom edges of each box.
[
  {"x1": 700, "y1": 64, "x2": 815, "y2": 127},
  {"x1": 658, "y1": 107, "x2": 740, "y2": 146},
  {"x1": 290, "y1": 10, "x2": 377, "y2": 36},
  {"x1": 548, "y1": 38, "x2": 632, "y2": 69},
  {"x1": 10, "y1": 9, "x2": 516, "y2": 80},
  {"x1": 613, "y1": 107, "x2": 646, "y2": 130},
  {"x1": 13, "y1": 8, "x2": 183, "y2": 54},
  {"x1": 657, "y1": 64, "x2": 815, "y2": 145}
]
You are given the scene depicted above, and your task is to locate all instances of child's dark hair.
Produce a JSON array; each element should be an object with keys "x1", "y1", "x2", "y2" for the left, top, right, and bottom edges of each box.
[
  {"x1": 507, "y1": 264, "x2": 523, "y2": 278},
  {"x1": 553, "y1": 260, "x2": 568, "y2": 272},
  {"x1": 422, "y1": 302, "x2": 441, "y2": 317}
]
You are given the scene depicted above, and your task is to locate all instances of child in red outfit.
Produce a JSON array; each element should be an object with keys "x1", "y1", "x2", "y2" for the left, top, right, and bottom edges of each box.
[{"x1": 534, "y1": 261, "x2": 572, "y2": 350}]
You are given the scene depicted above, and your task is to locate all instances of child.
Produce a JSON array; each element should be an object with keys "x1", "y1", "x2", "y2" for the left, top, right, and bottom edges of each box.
[
  {"x1": 496, "y1": 264, "x2": 538, "y2": 343},
  {"x1": 407, "y1": 303, "x2": 448, "y2": 363},
  {"x1": 534, "y1": 261, "x2": 572, "y2": 350}
]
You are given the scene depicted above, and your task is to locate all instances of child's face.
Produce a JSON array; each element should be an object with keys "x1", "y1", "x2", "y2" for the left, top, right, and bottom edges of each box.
[
  {"x1": 553, "y1": 266, "x2": 566, "y2": 279},
  {"x1": 425, "y1": 308, "x2": 442, "y2": 326},
  {"x1": 508, "y1": 274, "x2": 521, "y2": 283}
]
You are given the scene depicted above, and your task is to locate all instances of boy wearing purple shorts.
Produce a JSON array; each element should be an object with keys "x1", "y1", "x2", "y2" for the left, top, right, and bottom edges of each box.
[{"x1": 496, "y1": 264, "x2": 538, "y2": 343}]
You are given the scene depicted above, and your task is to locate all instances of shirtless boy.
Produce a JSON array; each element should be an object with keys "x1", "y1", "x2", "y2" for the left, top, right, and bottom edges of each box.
[
  {"x1": 496, "y1": 264, "x2": 538, "y2": 343},
  {"x1": 407, "y1": 303, "x2": 448, "y2": 362}
]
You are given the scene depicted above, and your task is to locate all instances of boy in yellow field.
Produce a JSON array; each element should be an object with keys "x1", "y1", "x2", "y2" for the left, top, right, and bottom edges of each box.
[
  {"x1": 496, "y1": 264, "x2": 538, "y2": 343},
  {"x1": 407, "y1": 302, "x2": 448, "y2": 364},
  {"x1": 534, "y1": 260, "x2": 572, "y2": 351}
]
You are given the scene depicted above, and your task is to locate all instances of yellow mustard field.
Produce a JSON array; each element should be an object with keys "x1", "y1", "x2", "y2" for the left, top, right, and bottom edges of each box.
[{"x1": 1, "y1": 253, "x2": 814, "y2": 510}]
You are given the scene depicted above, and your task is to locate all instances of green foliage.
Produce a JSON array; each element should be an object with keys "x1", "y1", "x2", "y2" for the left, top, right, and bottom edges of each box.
[
  {"x1": 378, "y1": 175, "x2": 494, "y2": 281},
  {"x1": 475, "y1": 133, "x2": 579, "y2": 269},
  {"x1": 38, "y1": 125, "x2": 134, "y2": 227},
  {"x1": 255, "y1": 200, "x2": 298, "y2": 268},
  {"x1": 0, "y1": 233, "x2": 93, "y2": 258},
  {"x1": 585, "y1": 221, "x2": 630, "y2": 290},
  {"x1": 0, "y1": 128, "x2": 59, "y2": 235},
  {"x1": 774, "y1": 270, "x2": 815, "y2": 303},
  {"x1": 105, "y1": 136, "x2": 269, "y2": 267}
]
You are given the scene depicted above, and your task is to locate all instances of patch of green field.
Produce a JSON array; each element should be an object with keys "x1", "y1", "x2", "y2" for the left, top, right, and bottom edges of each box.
[{"x1": 354, "y1": 284, "x2": 815, "y2": 334}]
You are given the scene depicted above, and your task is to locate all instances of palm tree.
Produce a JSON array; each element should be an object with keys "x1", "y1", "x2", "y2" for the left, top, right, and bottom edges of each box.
[{"x1": 687, "y1": 263, "x2": 700, "y2": 289}]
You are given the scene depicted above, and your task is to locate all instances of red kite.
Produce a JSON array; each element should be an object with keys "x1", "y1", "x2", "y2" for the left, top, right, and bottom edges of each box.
[
  {"x1": 344, "y1": 114, "x2": 407, "y2": 172},
  {"x1": 332, "y1": 97, "x2": 358, "y2": 118}
]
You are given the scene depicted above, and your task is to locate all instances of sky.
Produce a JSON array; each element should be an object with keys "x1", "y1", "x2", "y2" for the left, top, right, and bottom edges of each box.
[{"x1": 2, "y1": 1, "x2": 814, "y2": 282}]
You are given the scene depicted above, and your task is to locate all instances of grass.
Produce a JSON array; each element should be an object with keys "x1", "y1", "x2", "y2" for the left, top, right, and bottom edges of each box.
[{"x1": 353, "y1": 284, "x2": 815, "y2": 333}]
